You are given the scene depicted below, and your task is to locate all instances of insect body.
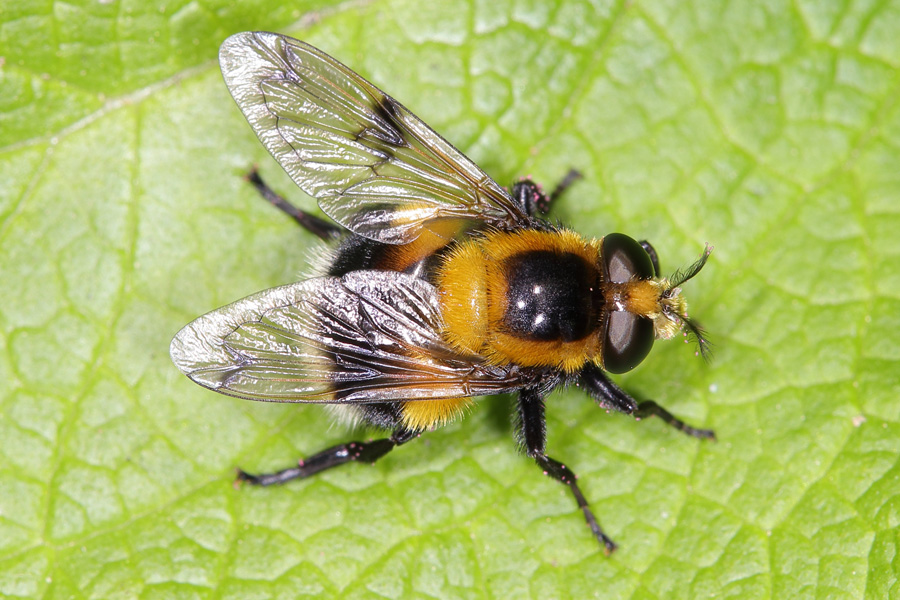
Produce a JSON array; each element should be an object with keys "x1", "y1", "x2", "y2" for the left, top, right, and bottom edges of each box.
[{"x1": 170, "y1": 31, "x2": 714, "y2": 554}]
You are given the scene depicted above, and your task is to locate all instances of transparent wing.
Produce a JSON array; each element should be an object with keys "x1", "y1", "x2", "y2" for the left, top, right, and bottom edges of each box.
[
  {"x1": 170, "y1": 271, "x2": 527, "y2": 403},
  {"x1": 219, "y1": 31, "x2": 528, "y2": 244}
]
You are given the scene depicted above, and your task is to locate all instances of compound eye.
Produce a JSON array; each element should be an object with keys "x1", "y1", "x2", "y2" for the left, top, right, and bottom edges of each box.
[
  {"x1": 602, "y1": 233, "x2": 655, "y2": 282},
  {"x1": 603, "y1": 311, "x2": 654, "y2": 373}
]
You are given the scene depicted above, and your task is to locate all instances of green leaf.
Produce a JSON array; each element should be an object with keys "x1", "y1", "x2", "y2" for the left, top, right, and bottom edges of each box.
[{"x1": 2, "y1": 0, "x2": 899, "y2": 597}]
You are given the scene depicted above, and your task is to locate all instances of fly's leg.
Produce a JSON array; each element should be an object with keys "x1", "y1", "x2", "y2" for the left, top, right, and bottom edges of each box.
[
  {"x1": 548, "y1": 168, "x2": 583, "y2": 205},
  {"x1": 511, "y1": 169, "x2": 582, "y2": 216},
  {"x1": 237, "y1": 428, "x2": 418, "y2": 486},
  {"x1": 634, "y1": 400, "x2": 716, "y2": 439},
  {"x1": 580, "y1": 364, "x2": 716, "y2": 440},
  {"x1": 638, "y1": 240, "x2": 661, "y2": 277},
  {"x1": 518, "y1": 386, "x2": 617, "y2": 554},
  {"x1": 245, "y1": 167, "x2": 342, "y2": 241}
]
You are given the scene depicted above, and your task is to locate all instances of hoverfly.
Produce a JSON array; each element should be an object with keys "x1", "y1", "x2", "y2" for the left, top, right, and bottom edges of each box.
[{"x1": 170, "y1": 31, "x2": 714, "y2": 554}]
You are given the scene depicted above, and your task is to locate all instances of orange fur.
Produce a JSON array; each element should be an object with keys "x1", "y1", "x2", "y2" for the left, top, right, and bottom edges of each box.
[
  {"x1": 437, "y1": 241, "x2": 490, "y2": 355},
  {"x1": 621, "y1": 280, "x2": 662, "y2": 317},
  {"x1": 489, "y1": 331, "x2": 603, "y2": 373},
  {"x1": 483, "y1": 229, "x2": 600, "y2": 265},
  {"x1": 401, "y1": 397, "x2": 473, "y2": 430},
  {"x1": 380, "y1": 219, "x2": 462, "y2": 272},
  {"x1": 437, "y1": 229, "x2": 603, "y2": 372}
]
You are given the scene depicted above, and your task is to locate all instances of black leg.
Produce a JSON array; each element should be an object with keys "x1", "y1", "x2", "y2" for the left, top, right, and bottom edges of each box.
[
  {"x1": 510, "y1": 179, "x2": 547, "y2": 217},
  {"x1": 237, "y1": 427, "x2": 418, "y2": 486},
  {"x1": 579, "y1": 364, "x2": 637, "y2": 414},
  {"x1": 245, "y1": 167, "x2": 343, "y2": 241},
  {"x1": 638, "y1": 240, "x2": 660, "y2": 277},
  {"x1": 511, "y1": 169, "x2": 582, "y2": 217},
  {"x1": 548, "y1": 168, "x2": 583, "y2": 205},
  {"x1": 580, "y1": 364, "x2": 715, "y2": 440},
  {"x1": 518, "y1": 387, "x2": 617, "y2": 554},
  {"x1": 634, "y1": 400, "x2": 716, "y2": 439}
]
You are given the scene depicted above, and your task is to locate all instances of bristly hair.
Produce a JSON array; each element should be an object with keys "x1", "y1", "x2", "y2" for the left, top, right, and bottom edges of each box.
[
  {"x1": 682, "y1": 315, "x2": 713, "y2": 362},
  {"x1": 668, "y1": 243, "x2": 712, "y2": 289},
  {"x1": 662, "y1": 244, "x2": 713, "y2": 361}
]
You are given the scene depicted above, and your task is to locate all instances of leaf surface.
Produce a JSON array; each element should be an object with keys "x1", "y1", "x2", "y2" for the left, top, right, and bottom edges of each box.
[{"x1": 2, "y1": 0, "x2": 899, "y2": 598}]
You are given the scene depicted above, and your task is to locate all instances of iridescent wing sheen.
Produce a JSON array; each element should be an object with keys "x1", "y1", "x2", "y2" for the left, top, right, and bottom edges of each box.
[
  {"x1": 170, "y1": 271, "x2": 527, "y2": 403},
  {"x1": 219, "y1": 31, "x2": 529, "y2": 244}
]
